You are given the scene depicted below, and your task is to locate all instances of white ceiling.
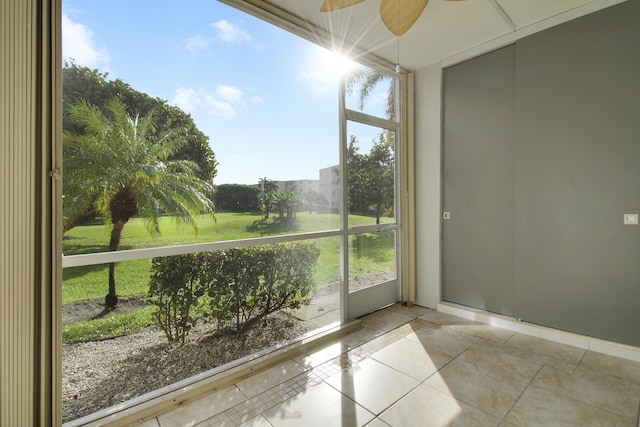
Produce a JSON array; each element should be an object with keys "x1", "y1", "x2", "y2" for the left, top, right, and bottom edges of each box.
[{"x1": 258, "y1": 0, "x2": 604, "y2": 70}]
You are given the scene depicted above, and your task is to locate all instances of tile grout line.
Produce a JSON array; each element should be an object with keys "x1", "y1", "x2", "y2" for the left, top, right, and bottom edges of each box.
[
  {"x1": 160, "y1": 306, "x2": 640, "y2": 426},
  {"x1": 338, "y1": 311, "x2": 433, "y2": 418},
  {"x1": 218, "y1": 312, "x2": 429, "y2": 425},
  {"x1": 200, "y1": 317, "x2": 404, "y2": 426},
  {"x1": 528, "y1": 383, "x2": 638, "y2": 425},
  {"x1": 576, "y1": 347, "x2": 588, "y2": 368},
  {"x1": 501, "y1": 363, "x2": 546, "y2": 423},
  {"x1": 417, "y1": 342, "x2": 497, "y2": 420}
]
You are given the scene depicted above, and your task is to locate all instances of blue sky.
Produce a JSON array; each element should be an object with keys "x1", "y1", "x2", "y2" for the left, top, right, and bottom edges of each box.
[{"x1": 62, "y1": 0, "x2": 389, "y2": 185}]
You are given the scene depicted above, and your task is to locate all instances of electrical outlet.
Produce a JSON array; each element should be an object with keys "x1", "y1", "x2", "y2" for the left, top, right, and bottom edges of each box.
[
  {"x1": 623, "y1": 214, "x2": 638, "y2": 225},
  {"x1": 443, "y1": 212, "x2": 451, "y2": 220}
]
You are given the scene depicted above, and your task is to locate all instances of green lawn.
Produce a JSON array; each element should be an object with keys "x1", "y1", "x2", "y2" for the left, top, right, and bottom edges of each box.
[
  {"x1": 62, "y1": 306, "x2": 156, "y2": 343},
  {"x1": 62, "y1": 211, "x2": 395, "y2": 341},
  {"x1": 63, "y1": 211, "x2": 346, "y2": 255},
  {"x1": 63, "y1": 211, "x2": 394, "y2": 300}
]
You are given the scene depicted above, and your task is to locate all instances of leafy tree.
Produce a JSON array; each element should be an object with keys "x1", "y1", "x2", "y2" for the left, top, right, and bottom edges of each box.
[
  {"x1": 213, "y1": 184, "x2": 260, "y2": 212},
  {"x1": 63, "y1": 62, "x2": 217, "y2": 230},
  {"x1": 367, "y1": 135, "x2": 395, "y2": 221},
  {"x1": 62, "y1": 64, "x2": 109, "y2": 129},
  {"x1": 302, "y1": 190, "x2": 328, "y2": 213},
  {"x1": 344, "y1": 67, "x2": 397, "y2": 223},
  {"x1": 347, "y1": 134, "x2": 395, "y2": 224},
  {"x1": 64, "y1": 98, "x2": 215, "y2": 309}
]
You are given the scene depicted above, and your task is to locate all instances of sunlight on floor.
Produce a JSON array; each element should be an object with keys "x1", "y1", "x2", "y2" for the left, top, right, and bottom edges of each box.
[{"x1": 111, "y1": 304, "x2": 640, "y2": 426}]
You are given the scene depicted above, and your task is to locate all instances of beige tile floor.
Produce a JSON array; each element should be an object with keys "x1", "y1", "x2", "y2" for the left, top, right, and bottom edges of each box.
[{"x1": 142, "y1": 304, "x2": 640, "y2": 427}]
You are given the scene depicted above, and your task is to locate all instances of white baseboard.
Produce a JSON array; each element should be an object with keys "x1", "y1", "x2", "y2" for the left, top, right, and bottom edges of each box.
[{"x1": 437, "y1": 302, "x2": 640, "y2": 363}]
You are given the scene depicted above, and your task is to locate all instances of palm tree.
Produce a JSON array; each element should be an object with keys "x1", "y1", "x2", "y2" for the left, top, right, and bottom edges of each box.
[
  {"x1": 273, "y1": 190, "x2": 298, "y2": 220},
  {"x1": 64, "y1": 98, "x2": 215, "y2": 309},
  {"x1": 345, "y1": 67, "x2": 396, "y2": 120},
  {"x1": 258, "y1": 176, "x2": 279, "y2": 194},
  {"x1": 257, "y1": 177, "x2": 279, "y2": 219}
]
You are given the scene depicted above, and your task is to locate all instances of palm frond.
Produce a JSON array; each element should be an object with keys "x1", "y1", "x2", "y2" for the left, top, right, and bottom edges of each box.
[
  {"x1": 66, "y1": 99, "x2": 109, "y2": 136},
  {"x1": 65, "y1": 97, "x2": 215, "y2": 237}
]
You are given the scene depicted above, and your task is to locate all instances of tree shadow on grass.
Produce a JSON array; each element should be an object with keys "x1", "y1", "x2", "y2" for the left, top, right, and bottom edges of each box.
[
  {"x1": 91, "y1": 307, "x2": 114, "y2": 320},
  {"x1": 63, "y1": 297, "x2": 148, "y2": 324},
  {"x1": 62, "y1": 243, "x2": 138, "y2": 281},
  {"x1": 63, "y1": 243, "x2": 110, "y2": 256},
  {"x1": 63, "y1": 263, "x2": 108, "y2": 281},
  {"x1": 246, "y1": 218, "x2": 301, "y2": 235},
  {"x1": 63, "y1": 241, "x2": 137, "y2": 256}
]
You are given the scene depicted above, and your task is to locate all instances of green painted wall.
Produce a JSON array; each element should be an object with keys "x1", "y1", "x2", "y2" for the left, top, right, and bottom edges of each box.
[{"x1": 443, "y1": 0, "x2": 640, "y2": 347}]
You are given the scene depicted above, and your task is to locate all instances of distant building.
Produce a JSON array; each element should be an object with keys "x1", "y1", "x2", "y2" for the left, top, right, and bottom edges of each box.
[
  {"x1": 319, "y1": 165, "x2": 339, "y2": 212},
  {"x1": 272, "y1": 168, "x2": 339, "y2": 213},
  {"x1": 274, "y1": 179, "x2": 319, "y2": 194}
]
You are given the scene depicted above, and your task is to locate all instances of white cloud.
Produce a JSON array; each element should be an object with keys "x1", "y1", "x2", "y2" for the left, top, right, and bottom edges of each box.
[
  {"x1": 172, "y1": 85, "x2": 247, "y2": 119},
  {"x1": 62, "y1": 12, "x2": 110, "y2": 68},
  {"x1": 211, "y1": 20, "x2": 252, "y2": 44},
  {"x1": 251, "y1": 96, "x2": 264, "y2": 104},
  {"x1": 216, "y1": 85, "x2": 244, "y2": 104},
  {"x1": 182, "y1": 35, "x2": 212, "y2": 54},
  {"x1": 172, "y1": 88, "x2": 199, "y2": 114},
  {"x1": 182, "y1": 20, "x2": 254, "y2": 56}
]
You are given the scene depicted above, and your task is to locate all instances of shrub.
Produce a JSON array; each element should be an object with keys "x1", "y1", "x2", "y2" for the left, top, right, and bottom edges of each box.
[
  {"x1": 148, "y1": 242, "x2": 319, "y2": 343},
  {"x1": 148, "y1": 253, "x2": 204, "y2": 344},
  {"x1": 204, "y1": 242, "x2": 319, "y2": 333}
]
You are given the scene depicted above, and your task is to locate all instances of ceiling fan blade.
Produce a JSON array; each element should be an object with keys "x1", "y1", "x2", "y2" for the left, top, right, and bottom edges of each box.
[
  {"x1": 380, "y1": 0, "x2": 429, "y2": 36},
  {"x1": 320, "y1": 0, "x2": 367, "y2": 12}
]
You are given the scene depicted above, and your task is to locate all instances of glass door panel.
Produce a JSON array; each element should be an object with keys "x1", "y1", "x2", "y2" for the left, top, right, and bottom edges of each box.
[
  {"x1": 346, "y1": 121, "x2": 396, "y2": 228},
  {"x1": 348, "y1": 230, "x2": 396, "y2": 292},
  {"x1": 340, "y1": 67, "x2": 401, "y2": 320}
]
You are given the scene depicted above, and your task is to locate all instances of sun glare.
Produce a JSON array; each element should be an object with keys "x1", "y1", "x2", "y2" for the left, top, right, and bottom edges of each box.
[{"x1": 320, "y1": 48, "x2": 358, "y2": 81}]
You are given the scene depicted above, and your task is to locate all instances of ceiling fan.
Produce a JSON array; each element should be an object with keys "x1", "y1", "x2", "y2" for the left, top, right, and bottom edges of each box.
[{"x1": 320, "y1": 0, "x2": 463, "y2": 36}]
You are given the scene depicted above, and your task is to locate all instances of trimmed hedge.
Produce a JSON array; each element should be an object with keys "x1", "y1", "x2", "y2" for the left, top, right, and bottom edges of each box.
[{"x1": 148, "y1": 242, "x2": 319, "y2": 343}]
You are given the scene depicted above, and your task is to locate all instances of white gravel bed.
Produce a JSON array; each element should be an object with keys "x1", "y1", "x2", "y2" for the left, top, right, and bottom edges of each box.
[
  {"x1": 62, "y1": 274, "x2": 393, "y2": 422},
  {"x1": 62, "y1": 313, "x2": 312, "y2": 423}
]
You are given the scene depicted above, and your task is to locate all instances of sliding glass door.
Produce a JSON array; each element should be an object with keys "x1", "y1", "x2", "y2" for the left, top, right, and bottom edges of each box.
[{"x1": 339, "y1": 68, "x2": 402, "y2": 320}]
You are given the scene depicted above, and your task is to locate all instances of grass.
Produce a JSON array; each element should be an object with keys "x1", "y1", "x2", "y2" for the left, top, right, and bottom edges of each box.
[
  {"x1": 62, "y1": 211, "x2": 395, "y2": 341},
  {"x1": 63, "y1": 259, "x2": 151, "y2": 304},
  {"x1": 349, "y1": 230, "x2": 396, "y2": 277},
  {"x1": 62, "y1": 306, "x2": 156, "y2": 343},
  {"x1": 64, "y1": 212, "x2": 341, "y2": 254}
]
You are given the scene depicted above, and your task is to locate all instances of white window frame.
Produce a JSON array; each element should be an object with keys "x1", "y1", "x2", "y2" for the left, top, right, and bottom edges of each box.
[{"x1": 54, "y1": 0, "x2": 414, "y2": 423}]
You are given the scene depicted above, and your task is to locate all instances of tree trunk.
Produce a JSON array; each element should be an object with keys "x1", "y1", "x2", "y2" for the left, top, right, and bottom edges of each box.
[{"x1": 105, "y1": 219, "x2": 126, "y2": 309}]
